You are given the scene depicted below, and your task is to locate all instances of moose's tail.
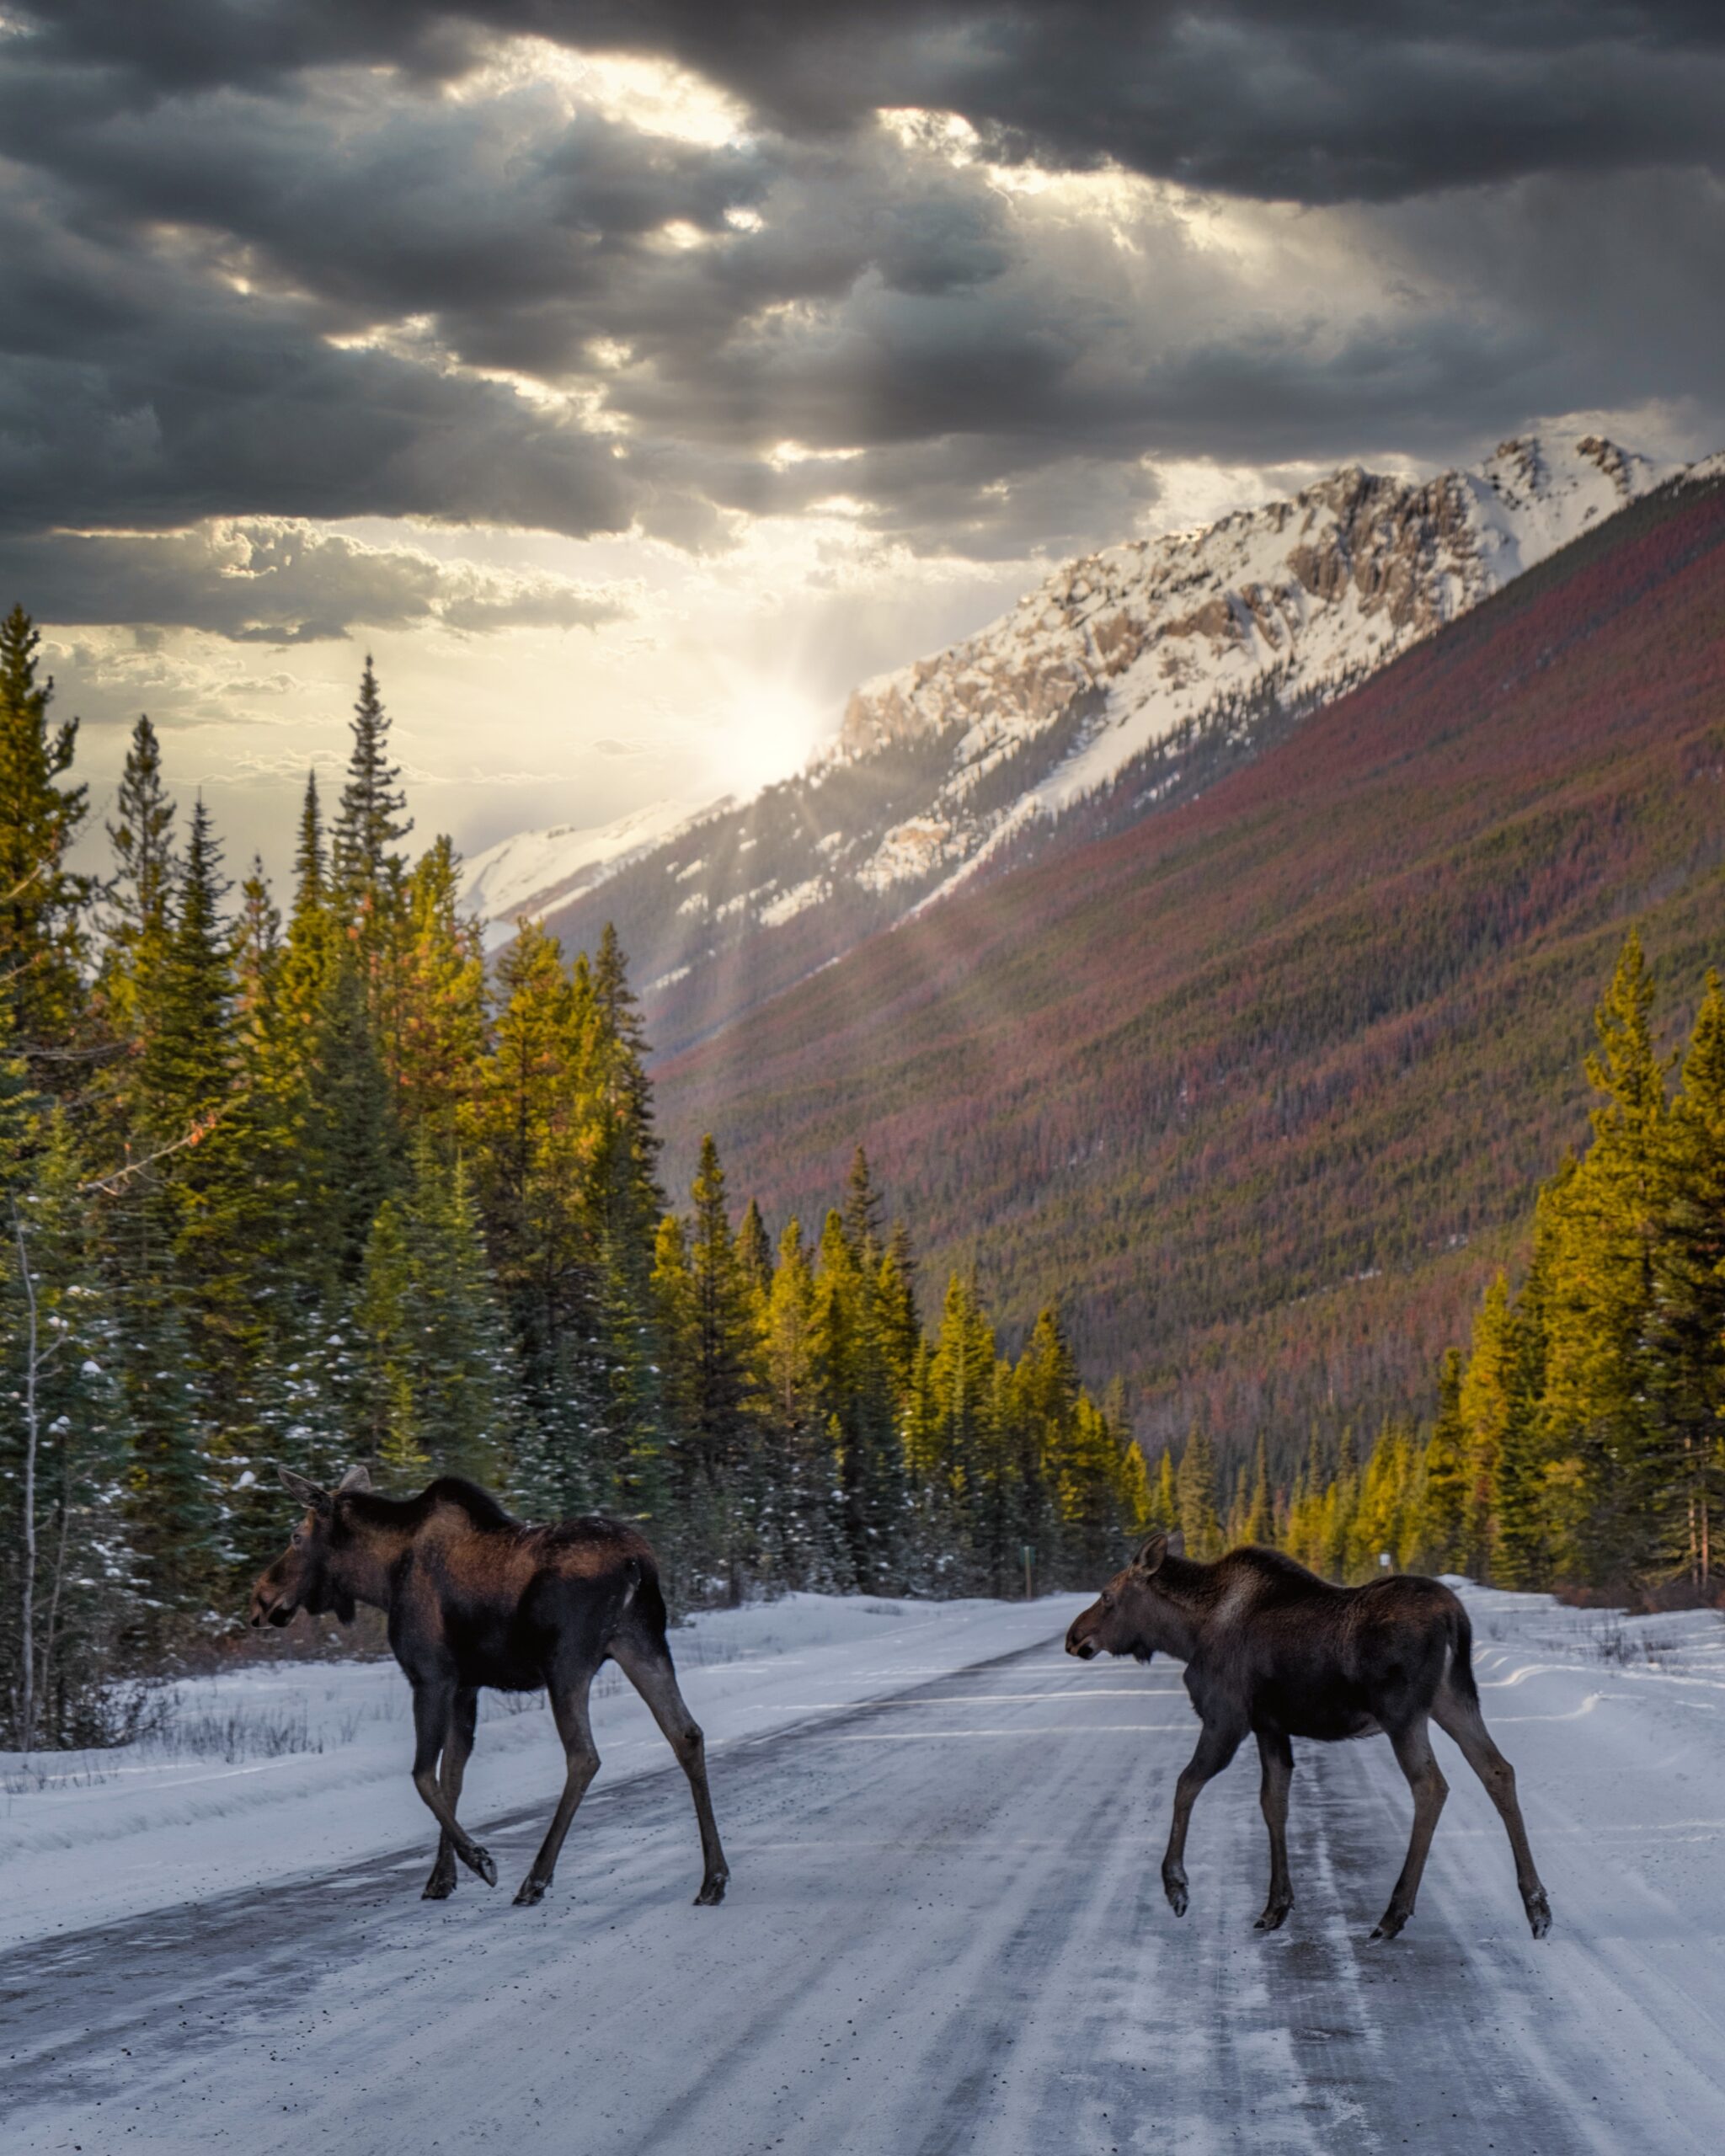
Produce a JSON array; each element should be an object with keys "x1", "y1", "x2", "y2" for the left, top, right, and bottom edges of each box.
[
  {"x1": 611, "y1": 1551, "x2": 673, "y2": 1657},
  {"x1": 1445, "y1": 1596, "x2": 1481, "y2": 1708}
]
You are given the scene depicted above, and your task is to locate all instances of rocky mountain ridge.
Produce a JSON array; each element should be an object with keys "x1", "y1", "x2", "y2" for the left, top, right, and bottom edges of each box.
[{"x1": 476, "y1": 435, "x2": 1682, "y2": 1048}]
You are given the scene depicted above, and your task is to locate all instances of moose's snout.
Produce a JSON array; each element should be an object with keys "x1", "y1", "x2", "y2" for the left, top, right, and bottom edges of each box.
[
  {"x1": 248, "y1": 1579, "x2": 291, "y2": 1628},
  {"x1": 1065, "y1": 1608, "x2": 1101, "y2": 1659}
]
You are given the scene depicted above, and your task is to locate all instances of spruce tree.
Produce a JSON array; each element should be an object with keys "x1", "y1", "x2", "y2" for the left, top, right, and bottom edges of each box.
[
  {"x1": 1418, "y1": 1349, "x2": 1467, "y2": 1572},
  {"x1": 0, "y1": 607, "x2": 88, "y2": 1070},
  {"x1": 1242, "y1": 1434, "x2": 1272, "y2": 1545},
  {"x1": 100, "y1": 715, "x2": 177, "y2": 1059},
  {"x1": 1, "y1": 1113, "x2": 138, "y2": 1745},
  {"x1": 1177, "y1": 1426, "x2": 1223, "y2": 1560},
  {"x1": 331, "y1": 658, "x2": 411, "y2": 921},
  {"x1": 1648, "y1": 972, "x2": 1725, "y2": 1586}
]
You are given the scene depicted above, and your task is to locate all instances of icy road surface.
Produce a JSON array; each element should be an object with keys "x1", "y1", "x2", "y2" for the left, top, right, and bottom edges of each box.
[{"x1": 4, "y1": 1590, "x2": 1725, "y2": 2153}]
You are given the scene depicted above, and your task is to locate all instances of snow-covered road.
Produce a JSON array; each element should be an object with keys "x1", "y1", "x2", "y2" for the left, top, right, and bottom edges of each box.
[{"x1": 4, "y1": 1590, "x2": 1724, "y2": 2153}]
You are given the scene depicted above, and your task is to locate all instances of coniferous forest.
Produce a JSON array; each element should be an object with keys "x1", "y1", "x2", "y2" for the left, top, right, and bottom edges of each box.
[
  {"x1": 0, "y1": 612, "x2": 1140, "y2": 1748},
  {"x1": 3, "y1": 601, "x2": 1722, "y2": 1754},
  {"x1": 1270, "y1": 931, "x2": 1725, "y2": 1601}
]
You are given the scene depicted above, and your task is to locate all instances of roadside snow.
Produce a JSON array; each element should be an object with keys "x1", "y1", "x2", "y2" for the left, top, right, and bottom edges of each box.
[{"x1": 0, "y1": 1591, "x2": 1088, "y2": 1952}]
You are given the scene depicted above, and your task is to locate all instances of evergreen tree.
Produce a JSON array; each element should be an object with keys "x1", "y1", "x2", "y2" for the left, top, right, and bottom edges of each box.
[
  {"x1": 1538, "y1": 931, "x2": 1672, "y2": 1581},
  {"x1": 1177, "y1": 1425, "x2": 1223, "y2": 1560},
  {"x1": 331, "y1": 658, "x2": 410, "y2": 922},
  {"x1": 99, "y1": 715, "x2": 177, "y2": 1060},
  {"x1": 1418, "y1": 1349, "x2": 1467, "y2": 1572},
  {"x1": 736, "y1": 1198, "x2": 773, "y2": 1305},
  {"x1": 684, "y1": 1134, "x2": 761, "y2": 1598},
  {"x1": 1647, "y1": 973, "x2": 1725, "y2": 1586},
  {"x1": 1241, "y1": 1434, "x2": 1272, "y2": 1545},
  {"x1": 393, "y1": 835, "x2": 485, "y2": 1136},
  {"x1": 1, "y1": 1113, "x2": 137, "y2": 1745},
  {"x1": 0, "y1": 607, "x2": 88, "y2": 1069}
]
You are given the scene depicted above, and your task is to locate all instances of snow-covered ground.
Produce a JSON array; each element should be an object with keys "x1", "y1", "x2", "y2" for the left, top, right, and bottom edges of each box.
[
  {"x1": 4, "y1": 1583, "x2": 1724, "y2": 2153},
  {"x1": 0, "y1": 1591, "x2": 1086, "y2": 1952}
]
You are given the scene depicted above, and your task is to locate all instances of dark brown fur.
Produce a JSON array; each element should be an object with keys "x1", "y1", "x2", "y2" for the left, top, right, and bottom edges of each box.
[
  {"x1": 1065, "y1": 1535, "x2": 1550, "y2": 1940},
  {"x1": 250, "y1": 1467, "x2": 729, "y2": 1908}
]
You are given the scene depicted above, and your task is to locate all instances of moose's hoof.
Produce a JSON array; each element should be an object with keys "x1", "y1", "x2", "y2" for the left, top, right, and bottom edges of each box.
[
  {"x1": 1163, "y1": 1878, "x2": 1189, "y2": 1919},
  {"x1": 514, "y1": 1876, "x2": 547, "y2": 1908},
  {"x1": 421, "y1": 1874, "x2": 456, "y2": 1902},
  {"x1": 1526, "y1": 1892, "x2": 1552, "y2": 1940},
  {"x1": 694, "y1": 1874, "x2": 728, "y2": 1907},
  {"x1": 1369, "y1": 1910, "x2": 1408, "y2": 1942},
  {"x1": 1253, "y1": 1903, "x2": 1291, "y2": 1933},
  {"x1": 465, "y1": 1845, "x2": 499, "y2": 1888}
]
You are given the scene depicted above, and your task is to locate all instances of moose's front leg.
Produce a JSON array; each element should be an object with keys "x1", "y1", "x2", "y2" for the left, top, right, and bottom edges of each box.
[
  {"x1": 411, "y1": 1679, "x2": 497, "y2": 1888},
  {"x1": 1254, "y1": 1729, "x2": 1295, "y2": 1932},
  {"x1": 423, "y1": 1686, "x2": 478, "y2": 1900},
  {"x1": 1162, "y1": 1719, "x2": 1242, "y2": 1917}
]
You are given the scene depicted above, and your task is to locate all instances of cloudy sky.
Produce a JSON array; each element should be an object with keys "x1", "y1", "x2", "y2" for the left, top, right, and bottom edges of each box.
[{"x1": 7, "y1": 2, "x2": 1724, "y2": 878}]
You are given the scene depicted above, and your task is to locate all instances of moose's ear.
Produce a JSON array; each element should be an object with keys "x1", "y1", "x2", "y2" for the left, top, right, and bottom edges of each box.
[
  {"x1": 279, "y1": 1467, "x2": 330, "y2": 1512},
  {"x1": 335, "y1": 1465, "x2": 372, "y2": 1494},
  {"x1": 1134, "y1": 1531, "x2": 1168, "y2": 1577}
]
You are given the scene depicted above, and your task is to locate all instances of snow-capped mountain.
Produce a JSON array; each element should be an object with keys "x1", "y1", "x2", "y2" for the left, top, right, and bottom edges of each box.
[
  {"x1": 528, "y1": 435, "x2": 1685, "y2": 1049},
  {"x1": 462, "y1": 794, "x2": 730, "y2": 942},
  {"x1": 831, "y1": 435, "x2": 1669, "y2": 910}
]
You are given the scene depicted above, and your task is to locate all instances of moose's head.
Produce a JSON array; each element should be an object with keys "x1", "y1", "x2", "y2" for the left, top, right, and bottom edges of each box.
[
  {"x1": 248, "y1": 1465, "x2": 373, "y2": 1629},
  {"x1": 1065, "y1": 1532, "x2": 1182, "y2": 1663}
]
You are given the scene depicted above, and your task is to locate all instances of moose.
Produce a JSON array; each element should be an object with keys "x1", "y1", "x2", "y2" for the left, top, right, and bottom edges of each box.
[
  {"x1": 250, "y1": 1467, "x2": 729, "y2": 1910},
  {"x1": 1065, "y1": 1534, "x2": 1551, "y2": 1941}
]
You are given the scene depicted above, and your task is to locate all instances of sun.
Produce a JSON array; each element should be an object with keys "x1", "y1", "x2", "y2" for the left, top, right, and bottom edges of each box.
[{"x1": 704, "y1": 675, "x2": 830, "y2": 798}]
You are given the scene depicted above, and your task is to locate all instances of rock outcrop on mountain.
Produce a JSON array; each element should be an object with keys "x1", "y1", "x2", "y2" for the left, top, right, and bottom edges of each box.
[{"x1": 499, "y1": 435, "x2": 1677, "y2": 1052}]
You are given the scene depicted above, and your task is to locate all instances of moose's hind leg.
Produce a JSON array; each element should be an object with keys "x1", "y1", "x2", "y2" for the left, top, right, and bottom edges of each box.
[
  {"x1": 1254, "y1": 1730, "x2": 1295, "y2": 1932},
  {"x1": 611, "y1": 1635, "x2": 729, "y2": 1906},
  {"x1": 1433, "y1": 1677, "x2": 1552, "y2": 1939},
  {"x1": 423, "y1": 1686, "x2": 478, "y2": 1901}
]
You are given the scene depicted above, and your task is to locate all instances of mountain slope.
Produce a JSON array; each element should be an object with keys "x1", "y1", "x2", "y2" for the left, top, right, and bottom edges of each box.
[
  {"x1": 537, "y1": 435, "x2": 1671, "y2": 1051},
  {"x1": 650, "y1": 467, "x2": 1725, "y2": 1476},
  {"x1": 462, "y1": 795, "x2": 729, "y2": 945}
]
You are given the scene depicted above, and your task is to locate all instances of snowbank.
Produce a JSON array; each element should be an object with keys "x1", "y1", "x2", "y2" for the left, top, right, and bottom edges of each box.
[{"x1": 0, "y1": 1591, "x2": 1089, "y2": 1951}]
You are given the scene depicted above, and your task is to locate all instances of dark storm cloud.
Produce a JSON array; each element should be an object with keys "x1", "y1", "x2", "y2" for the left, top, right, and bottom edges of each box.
[
  {"x1": 0, "y1": 522, "x2": 635, "y2": 641},
  {"x1": 19, "y1": 2, "x2": 1725, "y2": 201},
  {"x1": 1, "y1": 2, "x2": 1722, "y2": 637}
]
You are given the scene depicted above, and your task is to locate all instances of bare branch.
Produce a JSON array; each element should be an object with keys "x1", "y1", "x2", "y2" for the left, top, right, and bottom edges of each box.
[{"x1": 77, "y1": 1109, "x2": 227, "y2": 1197}]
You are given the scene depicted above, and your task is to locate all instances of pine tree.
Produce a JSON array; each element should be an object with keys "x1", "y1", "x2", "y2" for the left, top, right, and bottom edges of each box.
[
  {"x1": 736, "y1": 1198, "x2": 773, "y2": 1305},
  {"x1": 393, "y1": 835, "x2": 485, "y2": 1136},
  {"x1": 1538, "y1": 931, "x2": 1672, "y2": 1582},
  {"x1": 331, "y1": 658, "x2": 410, "y2": 924},
  {"x1": 100, "y1": 715, "x2": 177, "y2": 1060},
  {"x1": 1, "y1": 1113, "x2": 138, "y2": 1745},
  {"x1": 1153, "y1": 1446, "x2": 1179, "y2": 1535},
  {"x1": 353, "y1": 1138, "x2": 516, "y2": 1490},
  {"x1": 1458, "y1": 1274, "x2": 1519, "y2": 1579},
  {"x1": 843, "y1": 1145, "x2": 885, "y2": 1265},
  {"x1": 1418, "y1": 1349, "x2": 1467, "y2": 1572},
  {"x1": 1242, "y1": 1433, "x2": 1272, "y2": 1545},
  {"x1": 763, "y1": 1218, "x2": 844, "y2": 1588},
  {"x1": 1177, "y1": 1426, "x2": 1223, "y2": 1560},
  {"x1": 0, "y1": 607, "x2": 88, "y2": 1070},
  {"x1": 810, "y1": 1209, "x2": 900, "y2": 1589},
  {"x1": 1648, "y1": 972, "x2": 1725, "y2": 1586},
  {"x1": 685, "y1": 1134, "x2": 761, "y2": 1598},
  {"x1": 589, "y1": 928, "x2": 666, "y2": 1518}
]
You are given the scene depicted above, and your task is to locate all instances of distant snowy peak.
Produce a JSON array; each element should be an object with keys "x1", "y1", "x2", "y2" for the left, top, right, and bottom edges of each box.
[
  {"x1": 462, "y1": 795, "x2": 730, "y2": 936},
  {"x1": 841, "y1": 434, "x2": 1664, "y2": 763},
  {"x1": 819, "y1": 435, "x2": 1671, "y2": 906}
]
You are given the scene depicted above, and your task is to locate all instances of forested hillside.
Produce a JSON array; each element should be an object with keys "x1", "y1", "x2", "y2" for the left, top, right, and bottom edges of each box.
[
  {"x1": 0, "y1": 616, "x2": 1138, "y2": 1748},
  {"x1": 653, "y1": 469, "x2": 1725, "y2": 1483}
]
